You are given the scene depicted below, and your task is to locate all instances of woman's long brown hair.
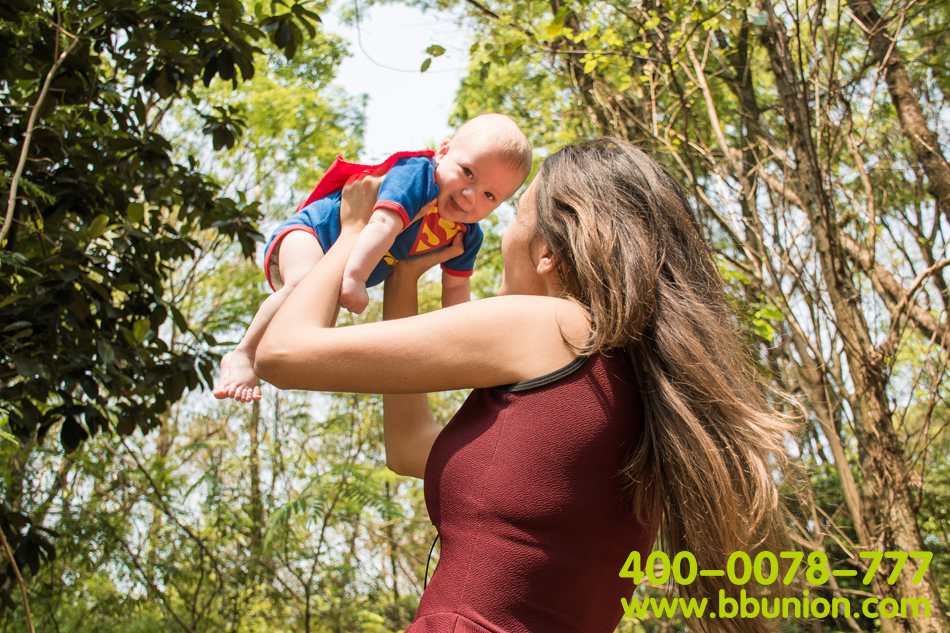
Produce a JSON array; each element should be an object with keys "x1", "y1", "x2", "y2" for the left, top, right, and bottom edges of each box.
[{"x1": 534, "y1": 138, "x2": 797, "y2": 633}]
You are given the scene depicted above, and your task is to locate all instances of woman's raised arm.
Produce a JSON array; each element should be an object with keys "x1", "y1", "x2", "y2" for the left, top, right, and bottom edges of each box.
[
  {"x1": 255, "y1": 176, "x2": 588, "y2": 396},
  {"x1": 381, "y1": 235, "x2": 463, "y2": 478}
]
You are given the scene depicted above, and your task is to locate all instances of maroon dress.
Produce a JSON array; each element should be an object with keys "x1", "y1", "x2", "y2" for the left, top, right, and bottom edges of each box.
[{"x1": 407, "y1": 352, "x2": 657, "y2": 633}]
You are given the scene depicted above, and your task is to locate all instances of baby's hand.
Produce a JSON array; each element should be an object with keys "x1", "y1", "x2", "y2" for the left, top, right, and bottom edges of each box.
[{"x1": 339, "y1": 275, "x2": 370, "y2": 314}]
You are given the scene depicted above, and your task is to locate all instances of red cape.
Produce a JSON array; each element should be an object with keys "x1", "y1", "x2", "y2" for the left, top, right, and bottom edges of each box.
[{"x1": 296, "y1": 149, "x2": 436, "y2": 212}]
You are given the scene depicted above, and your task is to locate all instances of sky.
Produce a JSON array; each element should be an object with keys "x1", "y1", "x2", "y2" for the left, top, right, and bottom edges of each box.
[{"x1": 321, "y1": 3, "x2": 473, "y2": 162}]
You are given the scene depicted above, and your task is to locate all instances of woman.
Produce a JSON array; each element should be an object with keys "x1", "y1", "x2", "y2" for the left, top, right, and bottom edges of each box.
[{"x1": 256, "y1": 138, "x2": 793, "y2": 633}]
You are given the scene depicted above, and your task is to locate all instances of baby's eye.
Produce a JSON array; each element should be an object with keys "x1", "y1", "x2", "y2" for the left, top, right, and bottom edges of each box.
[
  {"x1": 484, "y1": 192, "x2": 495, "y2": 201},
  {"x1": 463, "y1": 167, "x2": 473, "y2": 178}
]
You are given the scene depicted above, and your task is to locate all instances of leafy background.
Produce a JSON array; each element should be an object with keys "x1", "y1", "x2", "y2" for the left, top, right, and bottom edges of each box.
[{"x1": 1, "y1": 0, "x2": 948, "y2": 632}]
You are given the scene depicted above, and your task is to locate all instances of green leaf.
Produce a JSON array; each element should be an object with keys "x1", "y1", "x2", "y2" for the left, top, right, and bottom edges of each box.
[
  {"x1": 98, "y1": 339, "x2": 115, "y2": 365},
  {"x1": 220, "y1": 3, "x2": 236, "y2": 30},
  {"x1": 11, "y1": 355, "x2": 41, "y2": 378},
  {"x1": 292, "y1": 4, "x2": 322, "y2": 22},
  {"x1": 543, "y1": 9, "x2": 569, "y2": 40},
  {"x1": 0, "y1": 294, "x2": 24, "y2": 309},
  {"x1": 0, "y1": 426, "x2": 18, "y2": 445},
  {"x1": 60, "y1": 417, "x2": 89, "y2": 453},
  {"x1": 274, "y1": 20, "x2": 292, "y2": 47},
  {"x1": 87, "y1": 214, "x2": 109, "y2": 239},
  {"x1": 756, "y1": 305, "x2": 784, "y2": 321},
  {"x1": 127, "y1": 202, "x2": 144, "y2": 223},
  {"x1": 752, "y1": 319, "x2": 775, "y2": 342},
  {"x1": 132, "y1": 319, "x2": 150, "y2": 343},
  {"x1": 421, "y1": 57, "x2": 432, "y2": 72},
  {"x1": 171, "y1": 306, "x2": 190, "y2": 334},
  {"x1": 426, "y1": 44, "x2": 445, "y2": 57}
]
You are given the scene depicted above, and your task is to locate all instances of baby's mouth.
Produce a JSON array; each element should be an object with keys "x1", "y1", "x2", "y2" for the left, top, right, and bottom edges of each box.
[{"x1": 449, "y1": 196, "x2": 464, "y2": 215}]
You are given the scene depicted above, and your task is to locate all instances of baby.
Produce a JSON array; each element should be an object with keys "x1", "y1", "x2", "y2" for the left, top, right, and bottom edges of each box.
[{"x1": 214, "y1": 113, "x2": 533, "y2": 401}]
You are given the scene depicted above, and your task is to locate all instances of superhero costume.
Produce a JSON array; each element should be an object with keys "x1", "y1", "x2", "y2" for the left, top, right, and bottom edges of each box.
[{"x1": 264, "y1": 150, "x2": 483, "y2": 291}]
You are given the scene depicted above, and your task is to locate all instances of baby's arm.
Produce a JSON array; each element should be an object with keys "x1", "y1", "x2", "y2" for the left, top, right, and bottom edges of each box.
[
  {"x1": 441, "y1": 271, "x2": 471, "y2": 308},
  {"x1": 340, "y1": 208, "x2": 402, "y2": 313}
]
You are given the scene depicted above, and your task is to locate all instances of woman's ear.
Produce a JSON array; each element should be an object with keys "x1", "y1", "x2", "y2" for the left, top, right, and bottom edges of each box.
[{"x1": 535, "y1": 244, "x2": 556, "y2": 276}]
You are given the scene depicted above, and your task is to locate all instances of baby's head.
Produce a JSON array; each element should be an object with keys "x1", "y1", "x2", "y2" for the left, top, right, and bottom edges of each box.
[{"x1": 433, "y1": 113, "x2": 532, "y2": 224}]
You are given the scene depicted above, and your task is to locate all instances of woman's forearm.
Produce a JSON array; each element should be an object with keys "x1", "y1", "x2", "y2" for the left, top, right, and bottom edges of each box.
[
  {"x1": 250, "y1": 191, "x2": 585, "y2": 396},
  {"x1": 255, "y1": 226, "x2": 361, "y2": 386},
  {"x1": 382, "y1": 265, "x2": 444, "y2": 478}
]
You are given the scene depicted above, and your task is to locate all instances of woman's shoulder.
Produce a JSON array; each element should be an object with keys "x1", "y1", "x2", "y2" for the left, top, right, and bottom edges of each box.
[
  {"x1": 461, "y1": 294, "x2": 591, "y2": 368},
  {"x1": 472, "y1": 294, "x2": 589, "y2": 343}
]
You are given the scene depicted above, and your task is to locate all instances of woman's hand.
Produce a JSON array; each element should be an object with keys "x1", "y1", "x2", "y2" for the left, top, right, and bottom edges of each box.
[
  {"x1": 390, "y1": 233, "x2": 464, "y2": 284},
  {"x1": 339, "y1": 167, "x2": 387, "y2": 232},
  {"x1": 384, "y1": 233, "x2": 464, "y2": 322},
  {"x1": 384, "y1": 233, "x2": 463, "y2": 321}
]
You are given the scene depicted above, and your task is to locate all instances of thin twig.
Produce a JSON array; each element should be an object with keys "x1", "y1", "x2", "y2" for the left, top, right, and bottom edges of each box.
[
  {"x1": 0, "y1": 526, "x2": 37, "y2": 633},
  {"x1": 886, "y1": 257, "x2": 950, "y2": 340},
  {"x1": 1, "y1": 32, "x2": 80, "y2": 245}
]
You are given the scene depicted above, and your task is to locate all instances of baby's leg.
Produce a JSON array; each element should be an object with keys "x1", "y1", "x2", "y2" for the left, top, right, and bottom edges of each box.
[{"x1": 215, "y1": 231, "x2": 325, "y2": 402}]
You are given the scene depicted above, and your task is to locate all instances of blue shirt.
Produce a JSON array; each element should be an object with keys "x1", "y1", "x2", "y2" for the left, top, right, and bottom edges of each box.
[{"x1": 264, "y1": 155, "x2": 483, "y2": 289}]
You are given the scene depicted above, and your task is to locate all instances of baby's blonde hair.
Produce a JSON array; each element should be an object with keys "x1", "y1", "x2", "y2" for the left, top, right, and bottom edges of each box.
[{"x1": 453, "y1": 113, "x2": 533, "y2": 180}]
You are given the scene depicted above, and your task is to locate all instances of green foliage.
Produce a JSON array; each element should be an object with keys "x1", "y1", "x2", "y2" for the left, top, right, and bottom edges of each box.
[
  {"x1": 0, "y1": 0, "x2": 348, "y2": 611},
  {"x1": 2, "y1": 0, "x2": 948, "y2": 630},
  {"x1": 433, "y1": 0, "x2": 950, "y2": 629}
]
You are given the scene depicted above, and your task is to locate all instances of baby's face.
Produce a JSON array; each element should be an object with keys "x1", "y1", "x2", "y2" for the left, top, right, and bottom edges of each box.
[{"x1": 433, "y1": 136, "x2": 525, "y2": 224}]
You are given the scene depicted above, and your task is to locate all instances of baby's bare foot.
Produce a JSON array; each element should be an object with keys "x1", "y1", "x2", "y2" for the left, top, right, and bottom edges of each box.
[
  {"x1": 214, "y1": 349, "x2": 261, "y2": 402},
  {"x1": 213, "y1": 353, "x2": 234, "y2": 399}
]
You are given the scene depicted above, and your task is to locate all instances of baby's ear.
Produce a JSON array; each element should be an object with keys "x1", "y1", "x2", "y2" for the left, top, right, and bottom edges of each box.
[{"x1": 434, "y1": 138, "x2": 451, "y2": 162}]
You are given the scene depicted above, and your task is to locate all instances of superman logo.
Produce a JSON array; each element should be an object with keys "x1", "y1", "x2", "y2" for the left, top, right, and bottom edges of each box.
[{"x1": 409, "y1": 207, "x2": 466, "y2": 255}]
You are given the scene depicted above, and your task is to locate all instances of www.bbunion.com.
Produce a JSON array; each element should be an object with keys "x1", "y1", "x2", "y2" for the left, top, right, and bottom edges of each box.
[{"x1": 622, "y1": 590, "x2": 932, "y2": 620}]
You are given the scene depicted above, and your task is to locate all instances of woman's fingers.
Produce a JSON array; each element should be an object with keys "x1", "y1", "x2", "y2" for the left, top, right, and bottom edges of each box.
[
  {"x1": 369, "y1": 163, "x2": 391, "y2": 178},
  {"x1": 394, "y1": 233, "x2": 465, "y2": 280},
  {"x1": 436, "y1": 232, "x2": 465, "y2": 262},
  {"x1": 344, "y1": 164, "x2": 389, "y2": 186},
  {"x1": 340, "y1": 170, "x2": 383, "y2": 227},
  {"x1": 340, "y1": 163, "x2": 391, "y2": 227}
]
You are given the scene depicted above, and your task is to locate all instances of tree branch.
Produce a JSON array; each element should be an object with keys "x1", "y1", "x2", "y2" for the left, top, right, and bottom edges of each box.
[
  {"x1": 0, "y1": 525, "x2": 36, "y2": 633},
  {"x1": 1, "y1": 33, "x2": 80, "y2": 246}
]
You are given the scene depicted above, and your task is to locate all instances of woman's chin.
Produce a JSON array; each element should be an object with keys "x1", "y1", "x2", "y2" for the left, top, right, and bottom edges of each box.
[{"x1": 497, "y1": 272, "x2": 508, "y2": 296}]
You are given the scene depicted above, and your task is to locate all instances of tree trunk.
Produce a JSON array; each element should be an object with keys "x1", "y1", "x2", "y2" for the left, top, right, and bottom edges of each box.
[
  {"x1": 248, "y1": 399, "x2": 263, "y2": 561},
  {"x1": 787, "y1": 325, "x2": 868, "y2": 545},
  {"x1": 385, "y1": 481, "x2": 400, "y2": 605},
  {"x1": 758, "y1": 2, "x2": 949, "y2": 631},
  {"x1": 147, "y1": 423, "x2": 171, "y2": 572},
  {"x1": 845, "y1": 0, "x2": 950, "y2": 223}
]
